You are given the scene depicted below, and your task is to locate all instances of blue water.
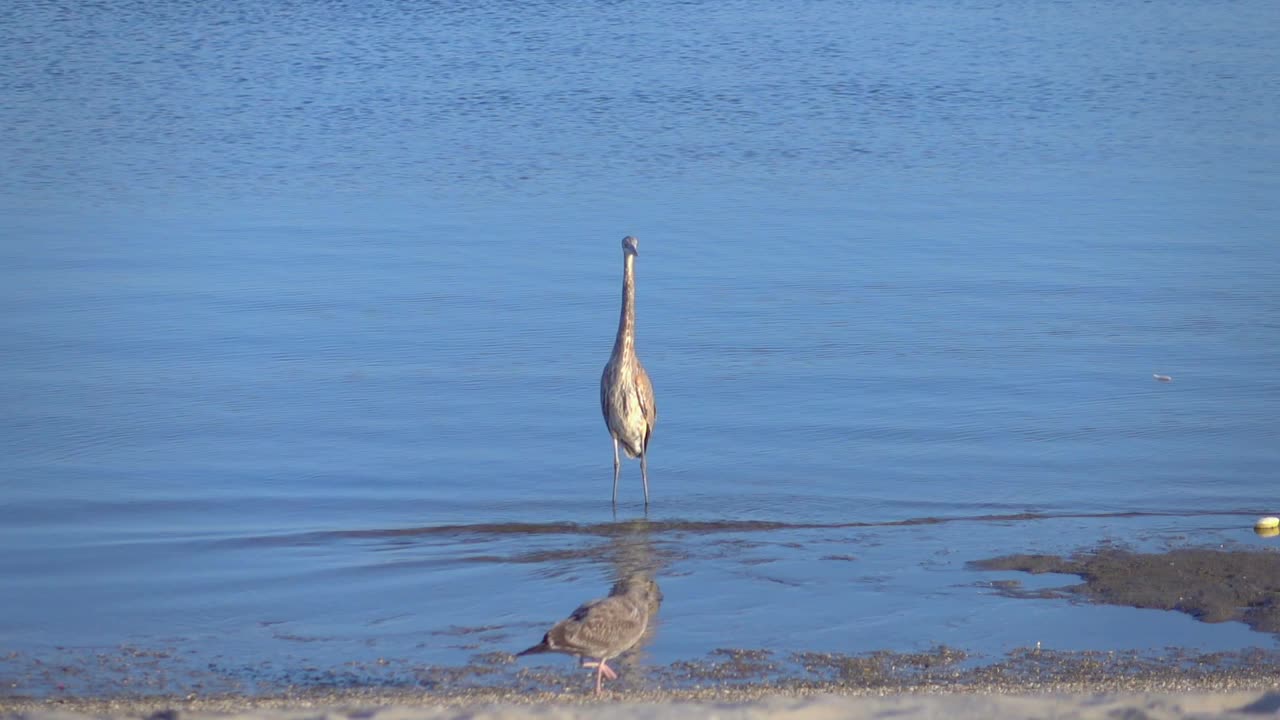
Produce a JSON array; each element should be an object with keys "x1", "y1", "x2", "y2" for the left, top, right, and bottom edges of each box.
[{"x1": 2, "y1": 0, "x2": 1278, "y2": 695}]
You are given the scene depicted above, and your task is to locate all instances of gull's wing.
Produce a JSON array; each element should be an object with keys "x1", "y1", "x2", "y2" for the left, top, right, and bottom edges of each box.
[{"x1": 547, "y1": 595, "x2": 648, "y2": 659}]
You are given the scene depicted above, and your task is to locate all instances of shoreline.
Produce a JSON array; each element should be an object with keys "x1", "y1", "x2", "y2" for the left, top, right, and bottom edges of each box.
[
  {"x1": 6, "y1": 660, "x2": 1280, "y2": 714},
  {"x1": 5, "y1": 644, "x2": 1280, "y2": 706},
  {"x1": 6, "y1": 547, "x2": 1279, "y2": 716},
  {"x1": 6, "y1": 684, "x2": 1280, "y2": 720}
]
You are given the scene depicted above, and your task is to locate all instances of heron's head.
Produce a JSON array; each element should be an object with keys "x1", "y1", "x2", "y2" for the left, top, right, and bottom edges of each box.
[{"x1": 622, "y1": 235, "x2": 640, "y2": 257}]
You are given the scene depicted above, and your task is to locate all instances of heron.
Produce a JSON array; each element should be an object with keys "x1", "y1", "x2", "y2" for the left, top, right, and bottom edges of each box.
[
  {"x1": 517, "y1": 573, "x2": 663, "y2": 695},
  {"x1": 600, "y1": 235, "x2": 657, "y2": 506}
]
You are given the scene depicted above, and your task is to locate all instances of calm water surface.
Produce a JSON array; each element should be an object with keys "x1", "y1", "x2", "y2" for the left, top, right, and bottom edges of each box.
[{"x1": 1, "y1": 0, "x2": 1278, "y2": 695}]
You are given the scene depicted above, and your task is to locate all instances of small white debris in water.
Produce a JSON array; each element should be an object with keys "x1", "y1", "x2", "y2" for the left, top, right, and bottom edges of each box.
[
  {"x1": 1153, "y1": 374, "x2": 1172, "y2": 382},
  {"x1": 1255, "y1": 516, "x2": 1280, "y2": 530}
]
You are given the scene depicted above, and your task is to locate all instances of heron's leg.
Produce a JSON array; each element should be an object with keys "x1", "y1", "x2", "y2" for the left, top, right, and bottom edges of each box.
[
  {"x1": 640, "y1": 450, "x2": 650, "y2": 506},
  {"x1": 611, "y1": 437, "x2": 621, "y2": 505}
]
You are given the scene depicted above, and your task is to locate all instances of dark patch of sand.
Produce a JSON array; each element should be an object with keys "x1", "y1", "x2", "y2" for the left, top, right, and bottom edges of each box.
[{"x1": 970, "y1": 547, "x2": 1280, "y2": 633}]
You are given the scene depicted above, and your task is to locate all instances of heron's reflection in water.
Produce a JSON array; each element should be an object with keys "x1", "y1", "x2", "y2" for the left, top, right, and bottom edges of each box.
[{"x1": 597, "y1": 516, "x2": 666, "y2": 685}]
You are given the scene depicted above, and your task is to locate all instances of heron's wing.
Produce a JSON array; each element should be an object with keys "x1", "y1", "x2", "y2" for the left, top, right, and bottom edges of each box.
[
  {"x1": 599, "y1": 367, "x2": 610, "y2": 423},
  {"x1": 635, "y1": 365, "x2": 656, "y2": 447}
]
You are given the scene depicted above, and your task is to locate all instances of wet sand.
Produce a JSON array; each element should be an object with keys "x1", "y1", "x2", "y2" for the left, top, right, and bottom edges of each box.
[{"x1": 971, "y1": 546, "x2": 1280, "y2": 633}]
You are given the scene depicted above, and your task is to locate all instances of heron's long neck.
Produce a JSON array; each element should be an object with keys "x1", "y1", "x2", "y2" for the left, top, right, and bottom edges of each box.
[{"x1": 612, "y1": 254, "x2": 636, "y2": 358}]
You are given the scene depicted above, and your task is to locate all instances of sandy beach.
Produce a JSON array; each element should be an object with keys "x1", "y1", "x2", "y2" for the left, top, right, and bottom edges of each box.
[
  {"x1": 5, "y1": 650, "x2": 1280, "y2": 720},
  {"x1": 7, "y1": 687, "x2": 1280, "y2": 720}
]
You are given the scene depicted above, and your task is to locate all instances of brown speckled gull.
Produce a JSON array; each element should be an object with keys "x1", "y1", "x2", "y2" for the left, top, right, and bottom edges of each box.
[{"x1": 517, "y1": 574, "x2": 663, "y2": 694}]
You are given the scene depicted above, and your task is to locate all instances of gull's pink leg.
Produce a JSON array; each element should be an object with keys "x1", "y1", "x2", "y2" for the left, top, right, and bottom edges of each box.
[
  {"x1": 595, "y1": 662, "x2": 604, "y2": 694},
  {"x1": 583, "y1": 659, "x2": 617, "y2": 678},
  {"x1": 600, "y1": 661, "x2": 617, "y2": 680}
]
